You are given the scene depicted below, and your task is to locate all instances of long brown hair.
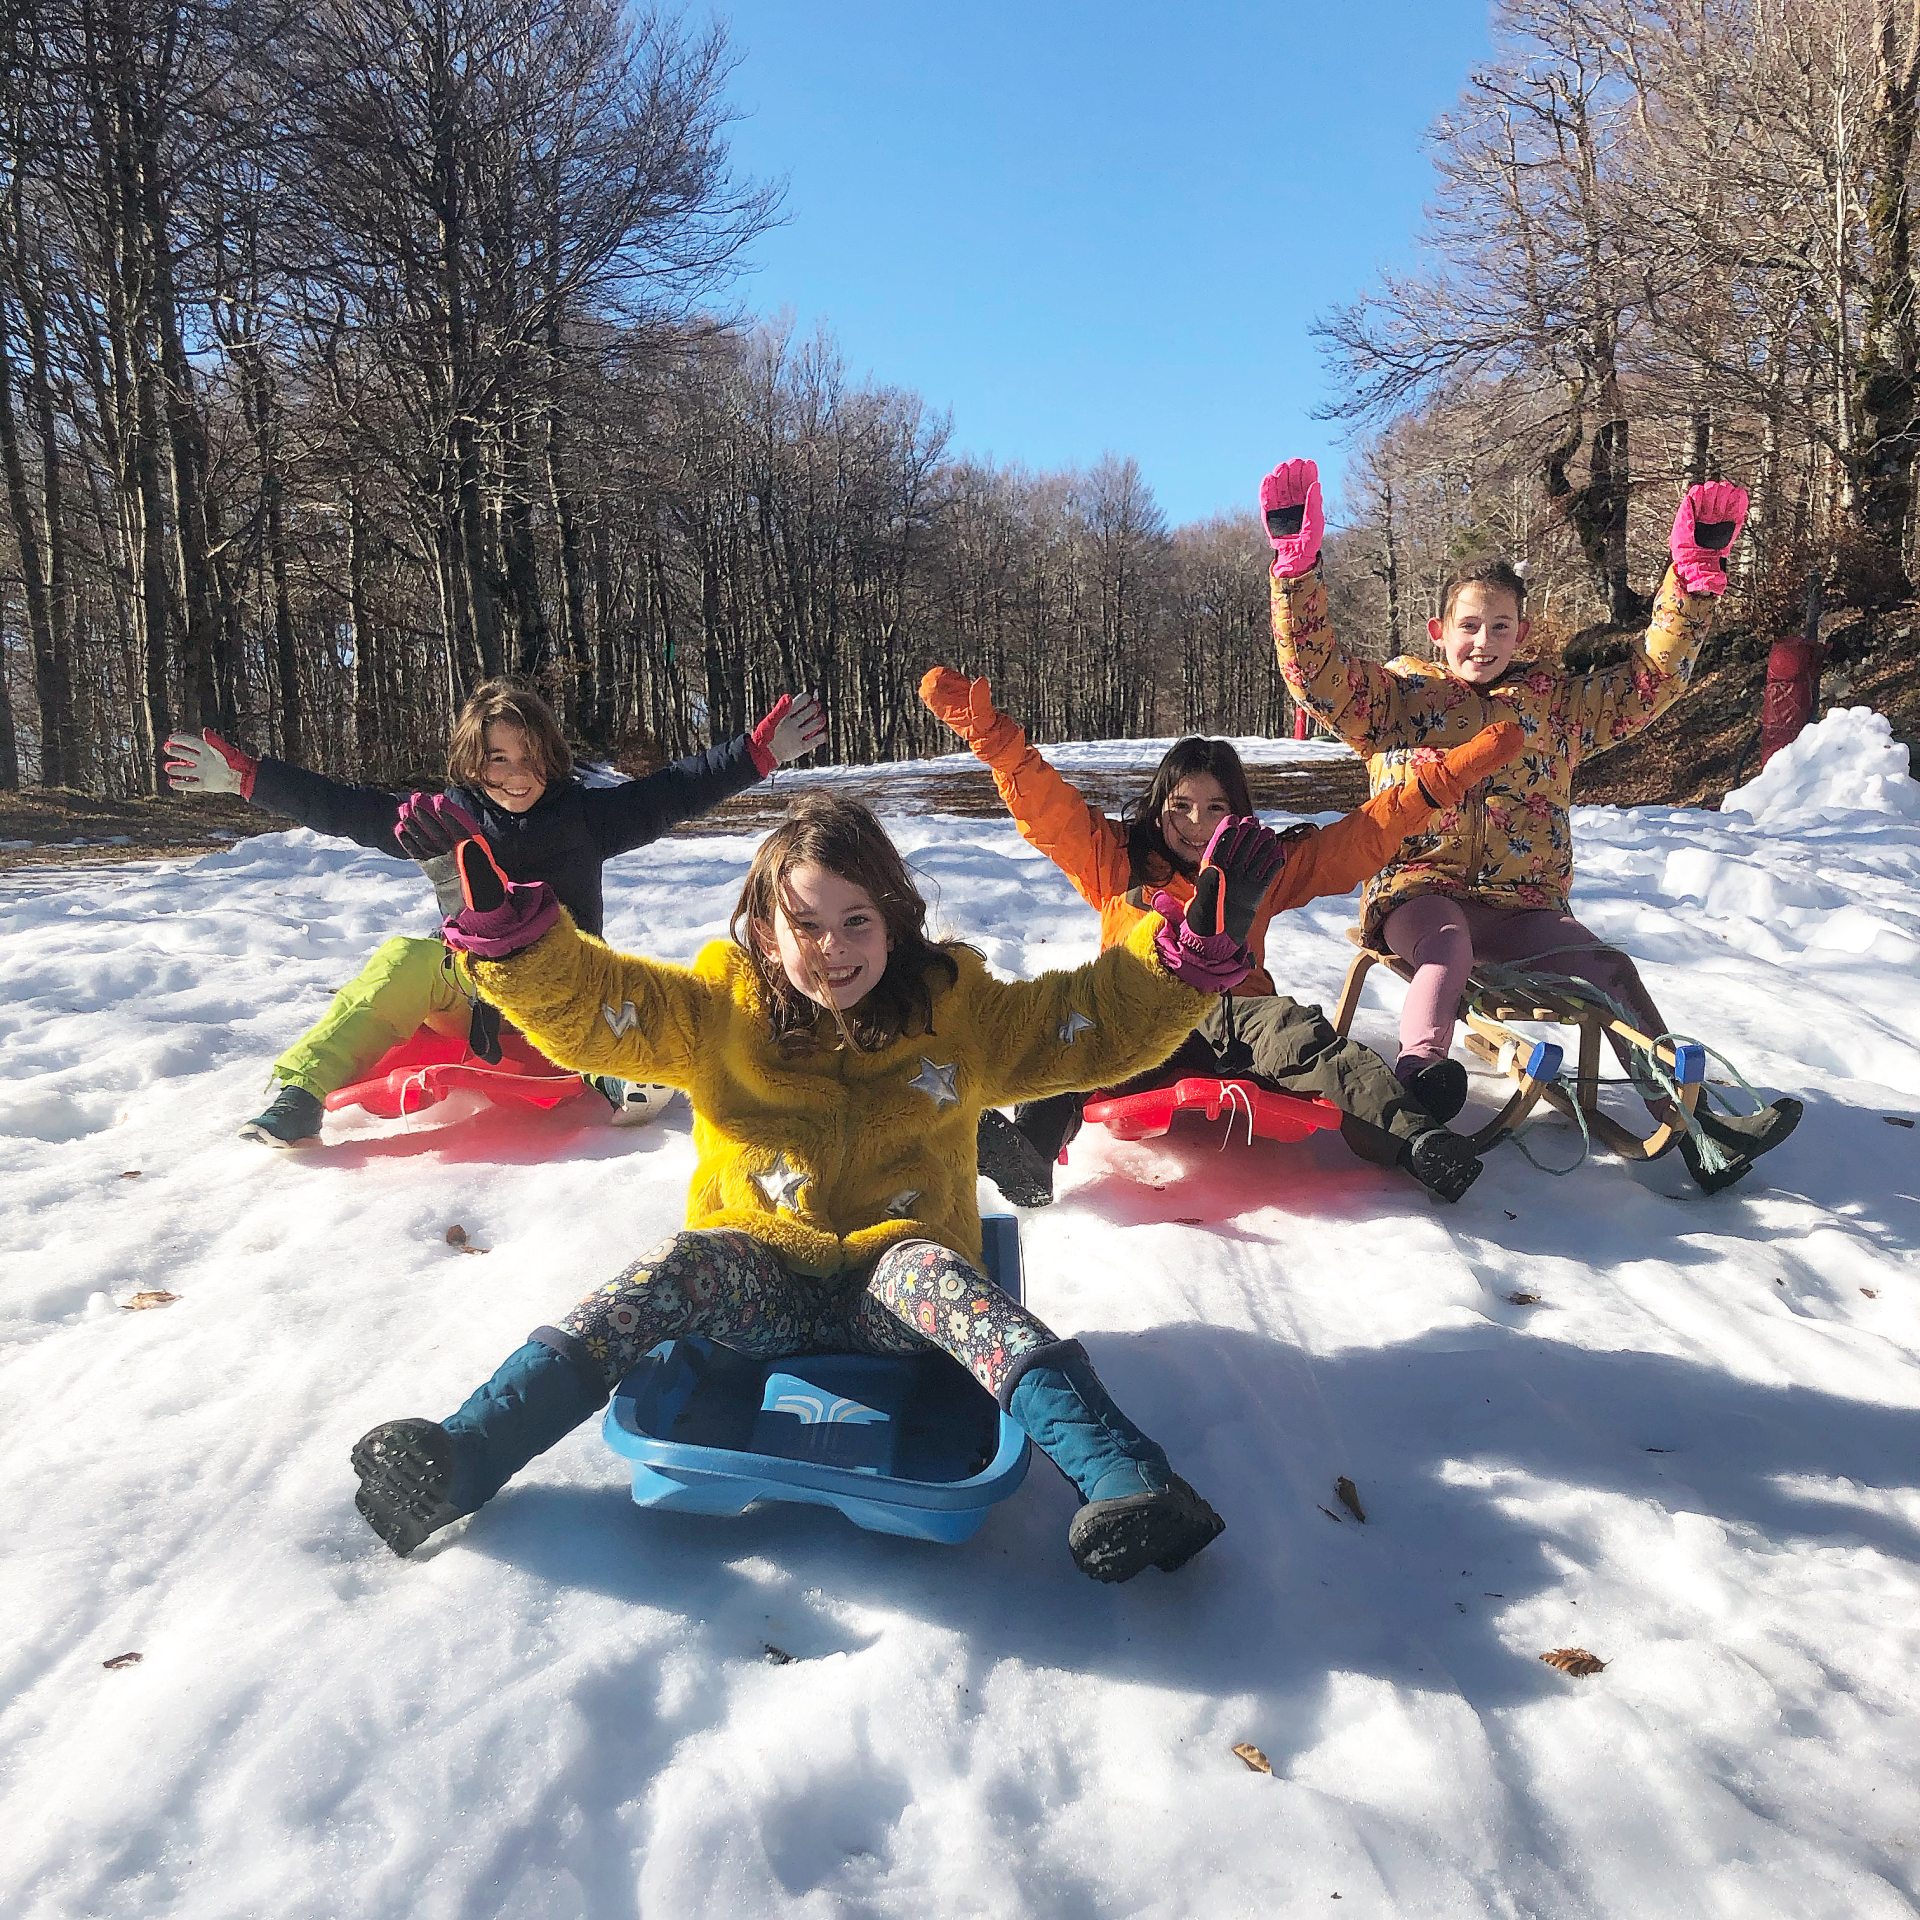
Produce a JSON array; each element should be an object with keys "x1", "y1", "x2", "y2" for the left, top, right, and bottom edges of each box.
[
  {"x1": 1122, "y1": 736, "x2": 1256, "y2": 886},
  {"x1": 446, "y1": 678, "x2": 574, "y2": 790},
  {"x1": 730, "y1": 793, "x2": 962, "y2": 1052}
]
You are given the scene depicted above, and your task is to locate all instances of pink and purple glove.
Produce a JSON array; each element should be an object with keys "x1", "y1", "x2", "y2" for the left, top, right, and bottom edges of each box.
[
  {"x1": 394, "y1": 790, "x2": 484, "y2": 862},
  {"x1": 1669, "y1": 482, "x2": 1749, "y2": 596},
  {"x1": 440, "y1": 837, "x2": 560, "y2": 959},
  {"x1": 163, "y1": 729, "x2": 258, "y2": 800},
  {"x1": 1149, "y1": 814, "x2": 1288, "y2": 991},
  {"x1": 1260, "y1": 458, "x2": 1325, "y2": 579}
]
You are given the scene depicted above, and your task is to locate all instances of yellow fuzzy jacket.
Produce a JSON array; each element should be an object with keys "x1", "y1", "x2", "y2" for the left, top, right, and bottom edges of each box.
[
  {"x1": 470, "y1": 911, "x2": 1210, "y2": 1277},
  {"x1": 1270, "y1": 565, "x2": 1718, "y2": 938}
]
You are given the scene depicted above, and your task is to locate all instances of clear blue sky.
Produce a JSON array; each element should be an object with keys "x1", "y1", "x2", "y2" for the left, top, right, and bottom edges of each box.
[{"x1": 708, "y1": 1, "x2": 1493, "y2": 530}]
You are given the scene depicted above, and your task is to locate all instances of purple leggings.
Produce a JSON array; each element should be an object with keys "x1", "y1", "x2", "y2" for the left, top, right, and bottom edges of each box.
[{"x1": 1381, "y1": 896, "x2": 1668, "y2": 1076}]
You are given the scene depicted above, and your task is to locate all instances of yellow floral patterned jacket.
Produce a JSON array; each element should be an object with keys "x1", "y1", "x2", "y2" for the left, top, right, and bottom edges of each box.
[
  {"x1": 1269, "y1": 565, "x2": 1717, "y2": 938},
  {"x1": 471, "y1": 912, "x2": 1209, "y2": 1277}
]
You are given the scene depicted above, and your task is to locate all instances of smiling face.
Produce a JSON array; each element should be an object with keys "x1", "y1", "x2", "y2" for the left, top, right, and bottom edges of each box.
[
  {"x1": 1160, "y1": 772, "x2": 1232, "y2": 869},
  {"x1": 1431, "y1": 583, "x2": 1529, "y2": 686},
  {"x1": 761, "y1": 862, "x2": 892, "y2": 1012},
  {"x1": 479, "y1": 720, "x2": 547, "y2": 813}
]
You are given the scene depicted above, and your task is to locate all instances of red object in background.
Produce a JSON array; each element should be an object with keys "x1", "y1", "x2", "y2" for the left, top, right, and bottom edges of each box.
[
  {"x1": 325, "y1": 1026, "x2": 590, "y2": 1119},
  {"x1": 1083, "y1": 1076, "x2": 1343, "y2": 1146},
  {"x1": 1292, "y1": 706, "x2": 1310, "y2": 741},
  {"x1": 1760, "y1": 636, "x2": 1825, "y2": 766}
]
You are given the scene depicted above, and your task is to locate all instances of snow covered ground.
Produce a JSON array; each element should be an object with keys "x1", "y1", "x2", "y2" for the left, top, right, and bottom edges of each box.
[{"x1": 4, "y1": 710, "x2": 1920, "y2": 1919}]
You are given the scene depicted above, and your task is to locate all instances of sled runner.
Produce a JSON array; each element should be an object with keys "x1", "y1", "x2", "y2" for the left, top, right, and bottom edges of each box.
[
  {"x1": 603, "y1": 1213, "x2": 1032, "y2": 1544},
  {"x1": 1082, "y1": 1075, "x2": 1343, "y2": 1147},
  {"x1": 324, "y1": 1026, "x2": 591, "y2": 1121},
  {"x1": 1332, "y1": 930, "x2": 1704, "y2": 1159}
]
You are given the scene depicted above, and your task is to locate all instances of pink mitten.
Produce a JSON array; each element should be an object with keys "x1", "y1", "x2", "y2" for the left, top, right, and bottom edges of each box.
[
  {"x1": 1260, "y1": 459, "x2": 1325, "y2": 579},
  {"x1": 440, "y1": 837, "x2": 560, "y2": 958},
  {"x1": 1669, "y1": 482, "x2": 1749, "y2": 596}
]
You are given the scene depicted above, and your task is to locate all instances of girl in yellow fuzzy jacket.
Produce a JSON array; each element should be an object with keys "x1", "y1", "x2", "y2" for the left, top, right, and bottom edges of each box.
[
  {"x1": 921, "y1": 667, "x2": 1524, "y2": 1205},
  {"x1": 1263, "y1": 455, "x2": 1800, "y2": 1192},
  {"x1": 350, "y1": 792, "x2": 1288, "y2": 1582}
]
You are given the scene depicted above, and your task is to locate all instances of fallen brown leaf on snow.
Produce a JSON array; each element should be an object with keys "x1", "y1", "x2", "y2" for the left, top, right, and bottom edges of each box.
[
  {"x1": 763, "y1": 1643, "x2": 794, "y2": 1665},
  {"x1": 1231, "y1": 1742, "x2": 1273, "y2": 1774},
  {"x1": 444, "y1": 1224, "x2": 489, "y2": 1254},
  {"x1": 1334, "y1": 1476, "x2": 1367, "y2": 1523},
  {"x1": 120, "y1": 1169, "x2": 142, "y2": 1179},
  {"x1": 121, "y1": 1291, "x2": 179, "y2": 1311},
  {"x1": 1507, "y1": 1291, "x2": 1542, "y2": 1307},
  {"x1": 1539, "y1": 1647, "x2": 1606, "y2": 1677},
  {"x1": 1863, "y1": 1287, "x2": 1880, "y2": 1298},
  {"x1": 102, "y1": 1651, "x2": 143, "y2": 1670},
  {"x1": 1884, "y1": 1115, "x2": 1915, "y2": 1129}
]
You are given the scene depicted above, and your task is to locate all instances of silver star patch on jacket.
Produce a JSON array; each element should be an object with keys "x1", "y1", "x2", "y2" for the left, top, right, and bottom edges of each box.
[
  {"x1": 602, "y1": 1000, "x2": 639, "y2": 1038},
  {"x1": 755, "y1": 1153, "x2": 808, "y2": 1210},
  {"x1": 885, "y1": 1188, "x2": 921, "y2": 1214},
  {"x1": 1058, "y1": 1009, "x2": 1095, "y2": 1044},
  {"x1": 908, "y1": 1057, "x2": 960, "y2": 1107}
]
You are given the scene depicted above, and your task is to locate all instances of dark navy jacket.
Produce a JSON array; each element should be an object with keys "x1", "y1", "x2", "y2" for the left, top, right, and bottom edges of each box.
[{"x1": 248, "y1": 738, "x2": 763, "y2": 937}]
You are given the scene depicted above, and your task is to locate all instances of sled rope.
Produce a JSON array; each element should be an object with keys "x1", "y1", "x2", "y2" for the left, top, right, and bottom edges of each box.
[
  {"x1": 1465, "y1": 947, "x2": 1769, "y2": 1179},
  {"x1": 1217, "y1": 1081, "x2": 1257, "y2": 1152}
]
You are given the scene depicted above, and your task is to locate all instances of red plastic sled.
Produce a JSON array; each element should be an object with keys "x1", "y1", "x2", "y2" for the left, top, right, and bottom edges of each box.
[
  {"x1": 325, "y1": 1026, "x2": 591, "y2": 1120},
  {"x1": 1082, "y1": 1076, "x2": 1344, "y2": 1146}
]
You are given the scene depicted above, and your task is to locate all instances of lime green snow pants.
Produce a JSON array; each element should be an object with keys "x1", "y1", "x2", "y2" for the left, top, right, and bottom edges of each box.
[{"x1": 274, "y1": 936, "x2": 480, "y2": 1098}]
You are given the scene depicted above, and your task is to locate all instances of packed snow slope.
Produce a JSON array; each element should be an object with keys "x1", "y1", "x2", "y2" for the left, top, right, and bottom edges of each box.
[{"x1": 5, "y1": 711, "x2": 1920, "y2": 1920}]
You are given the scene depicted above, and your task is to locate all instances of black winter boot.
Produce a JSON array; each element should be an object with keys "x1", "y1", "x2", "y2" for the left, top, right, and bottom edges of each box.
[
  {"x1": 238, "y1": 1084, "x2": 323, "y2": 1148},
  {"x1": 1400, "y1": 1127, "x2": 1482, "y2": 1202},
  {"x1": 978, "y1": 1099, "x2": 1080, "y2": 1209},
  {"x1": 1404, "y1": 1058, "x2": 1469, "y2": 1124}
]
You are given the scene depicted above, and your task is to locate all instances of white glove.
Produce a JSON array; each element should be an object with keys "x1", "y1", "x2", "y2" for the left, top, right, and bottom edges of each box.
[
  {"x1": 164, "y1": 730, "x2": 257, "y2": 798},
  {"x1": 751, "y1": 692, "x2": 829, "y2": 769}
]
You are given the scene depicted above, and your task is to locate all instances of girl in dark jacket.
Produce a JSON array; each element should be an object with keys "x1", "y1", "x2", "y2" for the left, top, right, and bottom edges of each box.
[{"x1": 165, "y1": 678, "x2": 824, "y2": 1144}]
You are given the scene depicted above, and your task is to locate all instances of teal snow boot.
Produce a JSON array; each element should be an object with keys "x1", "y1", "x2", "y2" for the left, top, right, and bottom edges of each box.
[
  {"x1": 351, "y1": 1337, "x2": 607, "y2": 1556},
  {"x1": 1002, "y1": 1339, "x2": 1223, "y2": 1582},
  {"x1": 238, "y1": 1083, "x2": 323, "y2": 1148}
]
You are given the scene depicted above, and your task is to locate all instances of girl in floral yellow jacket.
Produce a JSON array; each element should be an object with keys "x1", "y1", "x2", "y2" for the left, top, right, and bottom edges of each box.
[
  {"x1": 921, "y1": 667, "x2": 1524, "y2": 1205},
  {"x1": 350, "y1": 792, "x2": 1288, "y2": 1582},
  {"x1": 1263, "y1": 456, "x2": 1799, "y2": 1191}
]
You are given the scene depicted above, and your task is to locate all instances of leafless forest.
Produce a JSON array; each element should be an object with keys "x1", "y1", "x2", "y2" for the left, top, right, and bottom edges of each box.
[{"x1": 1, "y1": 0, "x2": 1914, "y2": 793}]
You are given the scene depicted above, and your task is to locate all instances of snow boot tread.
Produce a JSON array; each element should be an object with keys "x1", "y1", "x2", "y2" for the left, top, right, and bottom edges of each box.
[
  {"x1": 1401, "y1": 1127, "x2": 1482, "y2": 1203},
  {"x1": 1067, "y1": 1473, "x2": 1224, "y2": 1582},
  {"x1": 351, "y1": 1419, "x2": 465, "y2": 1557}
]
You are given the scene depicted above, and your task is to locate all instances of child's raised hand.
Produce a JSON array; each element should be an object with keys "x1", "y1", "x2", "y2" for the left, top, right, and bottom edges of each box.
[
  {"x1": 164, "y1": 730, "x2": 258, "y2": 799},
  {"x1": 395, "y1": 790, "x2": 483, "y2": 861},
  {"x1": 1259, "y1": 459, "x2": 1325, "y2": 578},
  {"x1": 1416, "y1": 721, "x2": 1526, "y2": 809},
  {"x1": 918, "y1": 667, "x2": 1000, "y2": 740},
  {"x1": 1192, "y1": 815, "x2": 1288, "y2": 944},
  {"x1": 1670, "y1": 482, "x2": 1750, "y2": 596},
  {"x1": 750, "y1": 692, "x2": 829, "y2": 771},
  {"x1": 440, "y1": 837, "x2": 560, "y2": 958}
]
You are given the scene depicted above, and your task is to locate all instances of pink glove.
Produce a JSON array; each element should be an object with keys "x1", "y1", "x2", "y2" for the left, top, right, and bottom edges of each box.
[
  {"x1": 394, "y1": 791, "x2": 484, "y2": 861},
  {"x1": 440, "y1": 837, "x2": 560, "y2": 958},
  {"x1": 1260, "y1": 459, "x2": 1325, "y2": 579},
  {"x1": 1149, "y1": 890, "x2": 1253, "y2": 993},
  {"x1": 1669, "y1": 482, "x2": 1749, "y2": 596}
]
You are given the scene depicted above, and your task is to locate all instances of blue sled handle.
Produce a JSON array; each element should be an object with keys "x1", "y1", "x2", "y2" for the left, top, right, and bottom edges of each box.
[
  {"x1": 1526, "y1": 1040, "x2": 1564, "y2": 1083},
  {"x1": 1669, "y1": 1043, "x2": 1706, "y2": 1086}
]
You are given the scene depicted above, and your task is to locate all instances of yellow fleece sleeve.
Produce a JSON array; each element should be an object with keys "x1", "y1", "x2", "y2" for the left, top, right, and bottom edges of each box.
[
  {"x1": 1270, "y1": 566, "x2": 1418, "y2": 756},
  {"x1": 466, "y1": 914, "x2": 711, "y2": 1086},
  {"x1": 964, "y1": 915, "x2": 1210, "y2": 1107}
]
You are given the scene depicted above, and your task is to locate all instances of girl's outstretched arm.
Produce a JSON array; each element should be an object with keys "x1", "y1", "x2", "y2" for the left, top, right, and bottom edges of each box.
[
  {"x1": 1559, "y1": 484, "x2": 1746, "y2": 761},
  {"x1": 920, "y1": 668, "x2": 1131, "y2": 907},
  {"x1": 166, "y1": 730, "x2": 410, "y2": 856},
  {"x1": 1265, "y1": 722, "x2": 1526, "y2": 910},
  {"x1": 1261, "y1": 458, "x2": 1416, "y2": 755},
  {"x1": 583, "y1": 695, "x2": 817, "y2": 860}
]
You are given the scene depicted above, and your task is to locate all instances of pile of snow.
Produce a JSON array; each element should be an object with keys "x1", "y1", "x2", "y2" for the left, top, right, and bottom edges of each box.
[
  {"x1": 4, "y1": 734, "x2": 1920, "y2": 1918},
  {"x1": 1722, "y1": 706, "x2": 1920, "y2": 829}
]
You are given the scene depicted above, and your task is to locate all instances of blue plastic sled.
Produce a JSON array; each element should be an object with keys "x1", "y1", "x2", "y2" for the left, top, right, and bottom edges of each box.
[{"x1": 603, "y1": 1213, "x2": 1032, "y2": 1543}]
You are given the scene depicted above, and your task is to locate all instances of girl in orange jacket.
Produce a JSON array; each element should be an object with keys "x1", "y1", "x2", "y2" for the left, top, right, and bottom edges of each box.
[{"x1": 920, "y1": 669, "x2": 1524, "y2": 1204}]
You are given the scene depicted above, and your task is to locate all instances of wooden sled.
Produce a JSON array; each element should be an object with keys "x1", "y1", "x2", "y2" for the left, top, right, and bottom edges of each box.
[{"x1": 1332, "y1": 929, "x2": 1705, "y2": 1160}]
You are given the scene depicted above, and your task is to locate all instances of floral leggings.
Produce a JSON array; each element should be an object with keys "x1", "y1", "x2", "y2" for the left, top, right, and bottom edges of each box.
[{"x1": 541, "y1": 1231, "x2": 1053, "y2": 1400}]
